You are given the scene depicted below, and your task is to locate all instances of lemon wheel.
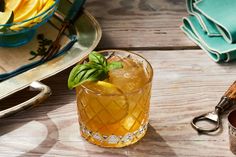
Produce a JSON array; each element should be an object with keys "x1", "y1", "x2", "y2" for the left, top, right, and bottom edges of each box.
[{"x1": 95, "y1": 81, "x2": 129, "y2": 124}]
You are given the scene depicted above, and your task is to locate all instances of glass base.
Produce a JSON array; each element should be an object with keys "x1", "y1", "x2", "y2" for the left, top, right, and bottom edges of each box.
[{"x1": 80, "y1": 123, "x2": 148, "y2": 148}]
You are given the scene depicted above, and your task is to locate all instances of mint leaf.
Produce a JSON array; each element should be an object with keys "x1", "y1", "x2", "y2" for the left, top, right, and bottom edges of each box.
[
  {"x1": 68, "y1": 63, "x2": 108, "y2": 89},
  {"x1": 107, "y1": 62, "x2": 123, "y2": 71},
  {"x1": 89, "y1": 51, "x2": 107, "y2": 67},
  {"x1": 68, "y1": 51, "x2": 123, "y2": 89}
]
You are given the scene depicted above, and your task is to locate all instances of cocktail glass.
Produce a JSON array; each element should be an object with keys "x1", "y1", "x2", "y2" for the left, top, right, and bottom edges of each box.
[{"x1": 76, "y1": 50, "x2": 153, "y2": 147}]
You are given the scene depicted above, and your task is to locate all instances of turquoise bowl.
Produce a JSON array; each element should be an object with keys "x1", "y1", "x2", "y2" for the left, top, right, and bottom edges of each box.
[{"x1": 0, "y1": 0, "x2": 60, "y2": 47}]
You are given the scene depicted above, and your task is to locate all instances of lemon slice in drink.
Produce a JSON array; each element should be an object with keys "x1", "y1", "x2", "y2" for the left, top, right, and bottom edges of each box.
[
  {"x1": 95, "y1": 81, "x2": 129, "y2": 124},
  {"x1": 97, "y1": 81, "x2": 122, "y2": 94},
  {"x1": 14, "y1": 0, "x2": 39, "y2": 22}
]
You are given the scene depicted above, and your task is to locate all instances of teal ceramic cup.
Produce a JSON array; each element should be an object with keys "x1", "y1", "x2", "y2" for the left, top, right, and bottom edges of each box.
[{"x1": 0, "y1": 0, "x2": 59, "y2": 47}]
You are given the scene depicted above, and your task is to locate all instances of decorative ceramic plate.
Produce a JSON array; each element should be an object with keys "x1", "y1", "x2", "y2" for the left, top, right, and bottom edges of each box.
[{"x1": 0, "y1": 0, "x2": 102, "y2": 118}]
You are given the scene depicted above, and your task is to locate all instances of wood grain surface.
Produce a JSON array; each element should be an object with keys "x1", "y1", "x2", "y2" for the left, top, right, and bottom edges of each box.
[
  {"x1": 85, "y1": 0, "x2": 197, "y2": 50},
  {"x1": 1, "y1": 0, "x2": 236, "y2": 156},
  {"x1": 1, "y1": 50, "x2": 236, "y2": 156}
]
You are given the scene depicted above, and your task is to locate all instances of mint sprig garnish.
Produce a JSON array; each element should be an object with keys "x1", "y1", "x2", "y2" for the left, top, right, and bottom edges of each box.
[
  {"x1": 68, "y1": 51, "x2": 123, "y2": 89},
  {"x1": 89, "y1": 52, "x2": 107, "y2": 67}
]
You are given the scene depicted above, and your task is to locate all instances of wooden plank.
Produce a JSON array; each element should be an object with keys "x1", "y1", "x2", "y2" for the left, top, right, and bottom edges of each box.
[
  {"x1": 0, "y1": 50, "x2": 235, "y2": 156},
  {"x1": 85, "y1": 0, "x2": 197, "y2": 49}
]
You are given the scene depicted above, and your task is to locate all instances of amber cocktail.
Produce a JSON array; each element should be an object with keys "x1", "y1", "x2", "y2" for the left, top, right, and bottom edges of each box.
[{"x1": 75, "y1": 50, "x2": 153, "y2": 147}]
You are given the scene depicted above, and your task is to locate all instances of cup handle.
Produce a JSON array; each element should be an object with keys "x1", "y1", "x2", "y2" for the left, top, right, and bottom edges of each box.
[{"x1": 0, "y1": 81, "x2": 51, "y2": 118}]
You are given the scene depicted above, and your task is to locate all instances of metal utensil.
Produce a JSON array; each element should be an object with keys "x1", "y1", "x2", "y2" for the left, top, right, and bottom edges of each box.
[
  {"x1": 191, "y1": 81, "x2": 236, "y2": 133},
  {"x1": 41, "y1": 0, "x2": 86, "y2": 61}
]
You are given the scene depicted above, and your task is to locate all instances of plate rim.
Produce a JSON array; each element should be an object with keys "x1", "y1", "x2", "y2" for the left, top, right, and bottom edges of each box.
[{"x1": 0, "y1": 9, "x2": 102, "y2": 99}]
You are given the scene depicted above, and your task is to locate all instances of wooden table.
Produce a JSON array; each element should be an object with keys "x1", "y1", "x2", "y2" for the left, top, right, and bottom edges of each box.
[{"x1": 1, "y1": 0, "x2": 236, "y2": 156}]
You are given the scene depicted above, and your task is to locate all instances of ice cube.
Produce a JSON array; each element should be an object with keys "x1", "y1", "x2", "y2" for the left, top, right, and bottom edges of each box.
[{"x1": 108, "y1": 58, "x2": 149, "y2": 92}]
